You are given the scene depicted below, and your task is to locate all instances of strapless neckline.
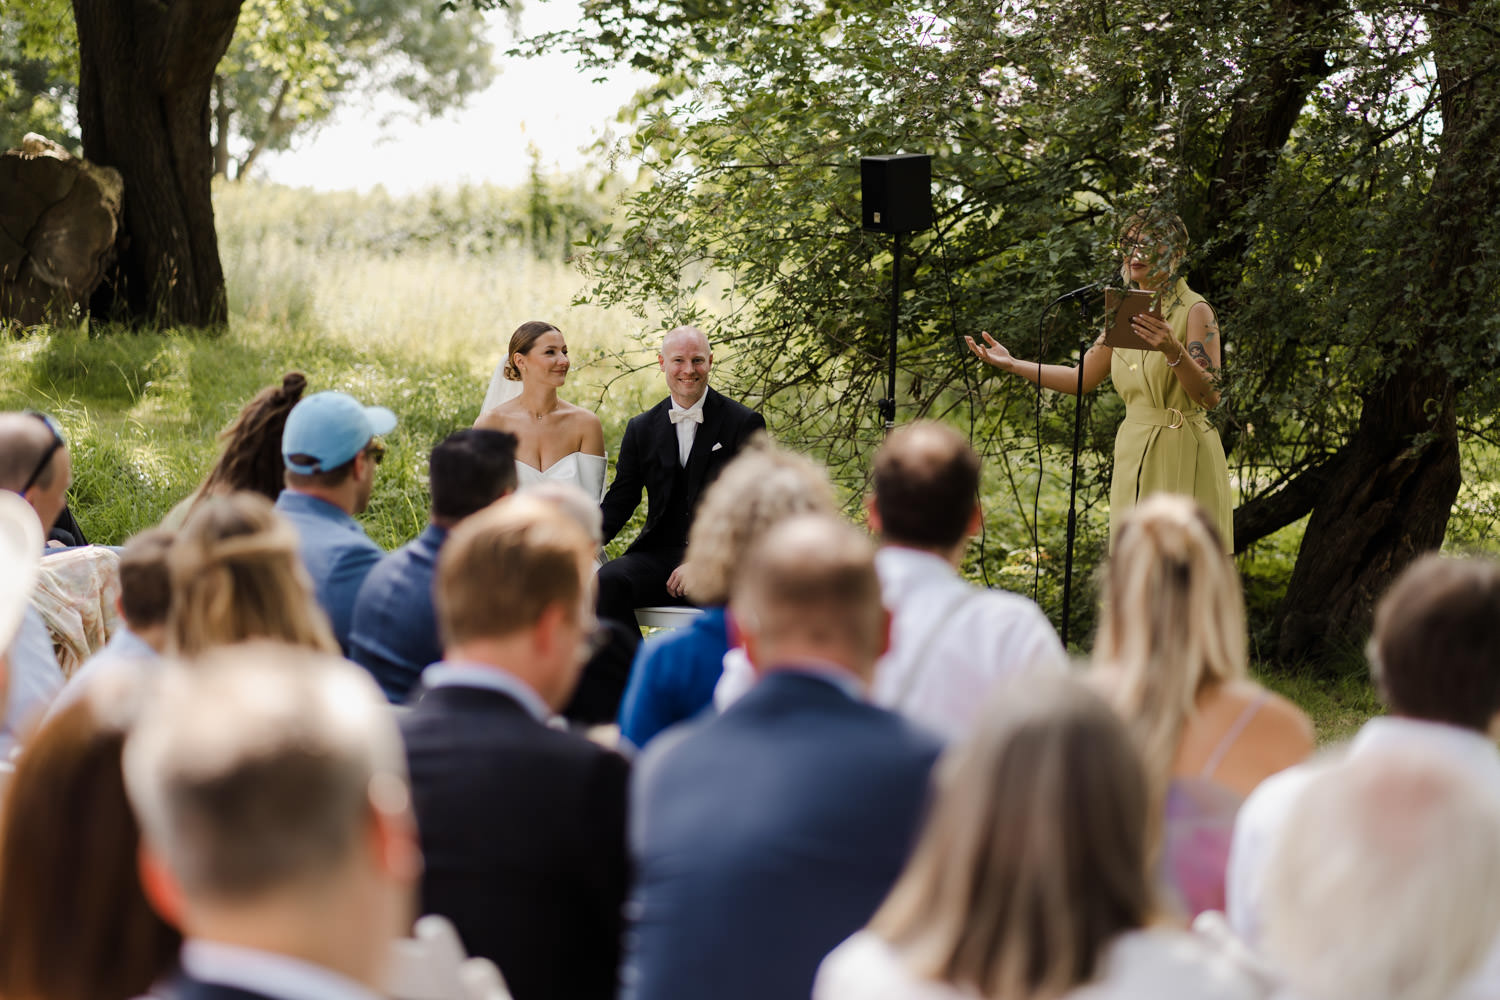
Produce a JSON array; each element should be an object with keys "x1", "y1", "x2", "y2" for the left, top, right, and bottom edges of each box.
[{"x1": 517, "y1": 455, "x2": 601, "y2": 475}]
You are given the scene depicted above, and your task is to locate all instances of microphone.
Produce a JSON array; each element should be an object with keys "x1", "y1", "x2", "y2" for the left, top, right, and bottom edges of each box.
[{"x1": 1049, "y1": 275, "x2": 1113, "y2": 307}]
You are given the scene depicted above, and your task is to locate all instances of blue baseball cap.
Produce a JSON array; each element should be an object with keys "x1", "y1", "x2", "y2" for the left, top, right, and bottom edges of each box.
[{"x1": 282, "y1": 391, "x2": 398, "y2": 474}]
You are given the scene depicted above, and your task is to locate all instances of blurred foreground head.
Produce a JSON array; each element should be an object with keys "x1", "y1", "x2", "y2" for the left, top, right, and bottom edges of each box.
[
  {"x1": 1263, "y1": 749, "x2": 1500, "y2": 1000},
  {"x1": 870, "y1": 420, "x2": 981, "y2": 553},
  {"x1": 1095, "y1": 493, "x2": 1245, "y2": 781},
  {"x1": 0, "y1": 671, "x2": 180, "y2": 1000},
  {"x1": 436, "y1": 495, "x2": 598, "y2": 709},
  {"x1": 168, "y1": 492, "x2": 338, "y2": 656},
  {"x1": 681, "y1": 441, "x2": 837, "y2": 605},
  {"x1": 123, "y1": 644, "x2": 418, "y2": 987},
  {"x1": 869, "y1": 674, "x2": 1151, "y2": 997},
  {"x1": 731, "y1": 514, "x2": 887, "y2": 680},
  {"x1": 1369, "y1": 554, "x2": 1500, "y2": 732},
  {"x1": 194, "y1": 372, "x2": 308, "y2": 508}
]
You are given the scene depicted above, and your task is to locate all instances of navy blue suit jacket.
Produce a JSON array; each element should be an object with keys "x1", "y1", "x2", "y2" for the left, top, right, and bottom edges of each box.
[
  {"x1": 349, "y1": 523, "x2": 447, "y2": 702},
  {"x1": 400, "y1": 684, "x2": 631, "y2": 1000},
  {"x1": 621, "y1": 670, "x2": 941, "y2": 1000}
]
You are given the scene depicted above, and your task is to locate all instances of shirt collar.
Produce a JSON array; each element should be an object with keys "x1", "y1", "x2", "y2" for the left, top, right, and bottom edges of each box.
[
  {"x1": 876, "y1": 545, "x2": 958, "y2": 580},
  {"x1": 767, "y1": 660, "x2": 867, "y2": 701},
  {"x1": 181, "y1": 940, "x2": 384, "y2": 1000},
  {"x1": 669, "y1": 393, "x2": 707, "y2": 417},
  {"x1": 275, "y1": 490, "x2": 356, "y2": 524},
  {"x1": 421, "y1": 662, "x2": 553, "y2": 723},
  {"x1": 1351, "y1": 715, "x2": 1500, "y2": 777}
]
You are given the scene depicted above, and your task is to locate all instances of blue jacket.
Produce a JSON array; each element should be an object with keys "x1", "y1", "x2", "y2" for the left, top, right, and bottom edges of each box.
[
  {"x1": 350, "y1": 523, "x2": 447, "y2": 702},
  {"x1": 274, "y1": 491, "x2": 382, "y2": 654},
  {"x1": 617, "y1": 605, "x2": 729, "y2": 748},
  {"x1": 622, "y1": 670, "x2": 941, "y2": 1000}
]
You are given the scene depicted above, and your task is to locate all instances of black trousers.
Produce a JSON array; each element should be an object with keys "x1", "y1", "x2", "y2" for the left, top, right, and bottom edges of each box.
[{"x1": 596, "y1": 546, "x2": 690, "y2": 631}]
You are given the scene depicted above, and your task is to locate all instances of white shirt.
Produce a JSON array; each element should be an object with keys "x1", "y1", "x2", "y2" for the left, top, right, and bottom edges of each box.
[
  {"x1": 814, "y1": 928, "x2": 1261, "y2": 1000},
  {"x1": 181, "y1": 940, "x2": 386, "y2": 1000},
  {"x1": 870, "y1": 547, "x2": 1067, "y2": 741},
  {"x1": 669, "y1": 394, "x2": 705, "y2": 466},
  {"x1": 1227, "y1": 715, "x2": 1500, "y2": 1000}
]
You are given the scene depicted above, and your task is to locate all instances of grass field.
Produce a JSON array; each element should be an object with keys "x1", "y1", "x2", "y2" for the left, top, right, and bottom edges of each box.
[{"x1": 0, "y1": 182, "x2": 1391, "y2": 741}]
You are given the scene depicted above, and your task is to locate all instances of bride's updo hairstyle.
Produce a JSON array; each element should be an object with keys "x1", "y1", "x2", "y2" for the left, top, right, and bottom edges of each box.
[
  {"x1": 168, "y1": 492, "x2": 339, "y2": 656},
  {"x1": 503, "y1": 321, "x2": 562, "y2": 381}
]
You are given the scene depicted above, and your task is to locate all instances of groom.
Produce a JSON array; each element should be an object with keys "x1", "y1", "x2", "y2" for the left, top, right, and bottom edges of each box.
[{"x1": 598, "y1": 325, "x2": 765, "y2": 640}]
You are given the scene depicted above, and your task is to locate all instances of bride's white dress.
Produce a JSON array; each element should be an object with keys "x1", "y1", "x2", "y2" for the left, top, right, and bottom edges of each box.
[{"x1": 516, "y1": 453, "x2": 607, "y2": 502}]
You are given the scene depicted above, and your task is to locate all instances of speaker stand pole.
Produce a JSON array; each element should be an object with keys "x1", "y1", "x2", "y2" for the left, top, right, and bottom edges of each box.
[
  {"x1": 880, "y1": 230, "x2": 902, "y2": 434},
  {"x1": 1059, "y1": 295, "x2": 1094, "y2": 649}
]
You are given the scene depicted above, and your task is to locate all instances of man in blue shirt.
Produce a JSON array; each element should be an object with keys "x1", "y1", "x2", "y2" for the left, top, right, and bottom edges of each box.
[
  {"x1": 273, "y1": 391, "x2": 397, "y2": 653},
  {"x1": 350, "y1": 429, "x2": 518, "y2": 702}
]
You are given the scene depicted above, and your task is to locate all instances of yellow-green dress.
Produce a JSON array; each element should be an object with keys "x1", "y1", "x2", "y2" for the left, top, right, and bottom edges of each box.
[{"x1": 1107, "y1": 278, "x2": 1233, "y2": 551}]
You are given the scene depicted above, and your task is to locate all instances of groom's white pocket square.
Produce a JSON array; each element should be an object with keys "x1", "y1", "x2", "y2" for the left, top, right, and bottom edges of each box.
[{"x1": 711, "y1": 442, "x2": 723, "y2": 452}]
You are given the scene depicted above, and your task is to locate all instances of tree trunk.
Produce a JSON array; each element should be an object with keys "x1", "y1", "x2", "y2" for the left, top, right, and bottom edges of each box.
[
  {"x1": 1276, "y1": 0, "x2": 1497, "y2": 662},
  {"x1": 213, "y1": 75, "x2": 232, "y2": 179},
  {"x1": 72, "y1": 0, "x2": 242, "y2": 326}
]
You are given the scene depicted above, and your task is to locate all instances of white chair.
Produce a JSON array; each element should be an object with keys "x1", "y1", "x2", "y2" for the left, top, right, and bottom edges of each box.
[
  {"x1": 386, "y1": 914, "x2": 512, "y2": 1000},
  {"x1": 633, "y1": 605, "x2": 704, "y2": 631}
]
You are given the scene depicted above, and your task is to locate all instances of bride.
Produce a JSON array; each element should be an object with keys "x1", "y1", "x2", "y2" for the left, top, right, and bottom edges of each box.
[{"x1": 476, "y1": 320, "x2": 607, "y2": 501}]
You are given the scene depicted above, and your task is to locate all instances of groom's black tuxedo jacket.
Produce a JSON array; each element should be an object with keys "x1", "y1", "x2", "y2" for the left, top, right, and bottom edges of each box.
[{"x1": 601, "y1": 387, "x2": 765, "y2": 553}]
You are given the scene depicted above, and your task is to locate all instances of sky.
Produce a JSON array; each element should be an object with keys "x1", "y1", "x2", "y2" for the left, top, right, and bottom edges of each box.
[{"x1": 259, "y1": 2, "x2": 650, "y2": 193}]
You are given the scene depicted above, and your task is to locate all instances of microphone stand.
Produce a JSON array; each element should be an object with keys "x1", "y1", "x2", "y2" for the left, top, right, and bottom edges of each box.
[
  {"x1": 879, "y1": 231, "x2": 902, "y2": 434},
  {"x1": 1048, "y1": 282, "x2": 1100, "y2": 649}
]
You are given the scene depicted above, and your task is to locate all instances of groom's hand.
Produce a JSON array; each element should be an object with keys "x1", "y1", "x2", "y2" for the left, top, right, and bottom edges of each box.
[{"x1": 666, "y1": 564, "x2": 687, "y2": 599}]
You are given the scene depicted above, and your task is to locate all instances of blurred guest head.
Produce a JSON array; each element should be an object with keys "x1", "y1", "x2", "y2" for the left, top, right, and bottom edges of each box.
[
  {"x1": 0, "y1": 671, "x2": 181, "y2": 1000},
  {"x1": 1095, "y1": 493, "x2": 1245, "y2": 788},
  {"x1": 518, "y1": 480, "x2": 605, "y2": 546},
  {"x1": 682, "y1": 442, "x2": 836, "y2": 606},
  {"x1": 1369, "y1": 554, "x2": 1500, "y2": 733},
  {"x1": 124, "y1": 644, "x2": 418, "y2": 989},
  {"x1": 0, "y1": 492, "x2": 43, "y2": 719},
  {"x1": 732, "y1": 515, "x2": 887, "y2": 681},
  {"x1": 868, "y1": 674, "x2": 1152, "y2": 998},
  {"x1": 1263, "y1": 749, "x2": 1500, "y2": 1000},
  {"x1": 168, "y1": 493, "x2": 338, "y2": 656},
  {"x1": 869, "y1": 421, "x2": 981, "y2": 557},
  {"x1": 194, "y1": 372, "x2": 308, "y2": 511},
  {"x1": 0, "y1": 410, "x2": 72, "y2": 534},
  {"x1": 436, "y1": 496, "x2": 597, "y2": 709},
  {"x1": 429, "y1": 428, "x2": 518, "y2": 527},
  {"x1": 116, "y1": 527, "x2": 175, "y2": 651}
]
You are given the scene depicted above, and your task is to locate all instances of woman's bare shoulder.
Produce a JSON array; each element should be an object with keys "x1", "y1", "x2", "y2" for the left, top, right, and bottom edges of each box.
[{"x1": 474, "y1": 403, "x2": 523, "y2": 431}]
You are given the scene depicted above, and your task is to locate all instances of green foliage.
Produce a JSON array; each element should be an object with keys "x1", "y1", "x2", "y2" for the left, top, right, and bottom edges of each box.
[{"x1": 0, "y1": 0, "x2": 77, "y2": 151}]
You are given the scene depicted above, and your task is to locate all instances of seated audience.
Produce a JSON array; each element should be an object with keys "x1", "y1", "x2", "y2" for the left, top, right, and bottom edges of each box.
[
  {"x1": 49, "y1": 527, "x2": 174, "y2": 718},
  {"x1": 1229, "y1": 555, "x2": 1500, "y2": 991},
  {"x1": 0, "y1": 491, "x2": 43, "y2": 774},
  {"x1": 617, "y1": 443, "x2": 837, "y2": 748},
  {"x1": 0, "y1": 411, "x2": 71, "y2": 757},
  {"x1": 274, "y1": 390, "x2": 397, "y2": 652},
  {"x1": 622, "y1": 515, "x2": 942, "y2": 1000},
  {"x1": 401, "y1": 496, "x2": 629, "y2": 1000},
  {"x1": 123, "y1": 644, "x2": 420, "y2": 1000},
  {"x1": 815, "y1": 674, "x2": 1258, "y2": 1000},
  {"x1": 1260, "y1": 748, "x2": 1500, "y2": 1000},
  {"x1": 162, "y1": 372, "x2": 308, "y2": 528},
  {"x1": 350, "y1": 429, "x2": 519, "y2": 702},
  {"x1": 168, "y1": 493, "x2": 339, "y2": 655},
  {"x1": 1092, "y1": 493, "x2": 1312, "y2": 918},
  {"x1": 867, "y1": 421, "x2": 1066, "y2": 740},
  {"x1": 0, "y1": 671, "x2": 181, "y2": 1000}
]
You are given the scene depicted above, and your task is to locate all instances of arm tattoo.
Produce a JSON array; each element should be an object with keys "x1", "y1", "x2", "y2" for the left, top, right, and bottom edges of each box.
[
  {"x1": 1203, "y1": 322, "x2": 1219, "y2": 342},
  {"x1": 1188, "y1": 341, "x2": 1212, "y2": 368}
]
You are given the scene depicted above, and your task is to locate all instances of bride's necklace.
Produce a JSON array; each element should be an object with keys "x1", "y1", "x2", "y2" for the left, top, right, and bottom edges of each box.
[{"x1": 523, "y1": 396, "x2": 559, "y2": 421}]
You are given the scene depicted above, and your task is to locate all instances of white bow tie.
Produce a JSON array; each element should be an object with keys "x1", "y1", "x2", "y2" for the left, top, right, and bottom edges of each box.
[{"x1": 669, "y1": 407, "x2": 704, "y2": 425}]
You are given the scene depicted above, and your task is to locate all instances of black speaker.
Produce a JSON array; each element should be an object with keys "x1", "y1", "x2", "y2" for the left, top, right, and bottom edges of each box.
[{"x1": 861, "y1": 153, "x2": 933, "y2": 234}]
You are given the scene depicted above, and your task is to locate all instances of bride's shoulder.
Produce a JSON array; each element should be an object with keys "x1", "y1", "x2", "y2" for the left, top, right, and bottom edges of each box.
[
  {"x1": 557, "y1": 399, "x2": 603, "y2": 427},
  {"x1": 475, "y1": 402, "x2": 523, "y2": 431}
]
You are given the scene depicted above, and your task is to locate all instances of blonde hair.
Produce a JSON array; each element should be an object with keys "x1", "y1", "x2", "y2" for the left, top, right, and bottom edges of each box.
[
  {"x1": 1263, "y1": 749, "x2": 1500, "y2": 1000},
  {"x1": 436, "y1": 494, "x2": 595, "y2": 647},
  {"x1": 168, "y1": 493, "x2": 339, "y2": 656},
  {"x1": 681, "y1": 440, "x2": 836, "y2": 605},
  {"x1": 1094, "y1": 494, "x2": 1246, "y2": 809},
  {"x1": 123, "y1": 644, "x2": 406, "y2": 901},
  {"x1": 870, "y1": 674, "x2": 1153, "y2": 999},
  {"x1": 1117, "y1": 208, "x2": 1190, "y2": 286}
]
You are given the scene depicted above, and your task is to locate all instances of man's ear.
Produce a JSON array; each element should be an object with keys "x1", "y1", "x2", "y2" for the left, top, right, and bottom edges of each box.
[
  {"x1": 864, "y1": 495, "x2": 882, "y2": 535},
  {"x1": 366, "y1": 777, "x2": 423, "y2": 887},
  {"x1": 657, "y1": 353, "x2": 666, "y2": 372},
  {"x1": 966, "y1": 500, "x2": 983, "y2": 539},
  {"x1": 137, "y1": 843, "x2": 185, "y2": 929}
]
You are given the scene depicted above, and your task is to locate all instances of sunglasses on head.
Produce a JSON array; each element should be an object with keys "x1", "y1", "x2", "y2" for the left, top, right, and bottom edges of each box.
[{"x1": 20, "y1": 410, "x2": 65, "y2": 494}]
